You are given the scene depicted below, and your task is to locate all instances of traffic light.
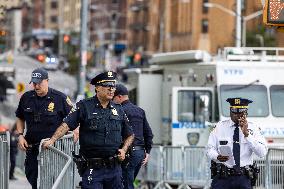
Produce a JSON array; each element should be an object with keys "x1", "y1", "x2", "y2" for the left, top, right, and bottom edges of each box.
[
  {"x1": 63, "y1": 34, "x2": 70, "y2": 43},
  {"x1": 263, "y1": 0, "x2": 284, "y2": 27},
  {"x1": 37, "y1": 54, "x2": 45, "y2": 62},
  {"x1": 0, "y1": 30, "x2": 6, "y2": 36},
  {"x1": 134, "y1": 53, "x2": 142, "y2": 64}
]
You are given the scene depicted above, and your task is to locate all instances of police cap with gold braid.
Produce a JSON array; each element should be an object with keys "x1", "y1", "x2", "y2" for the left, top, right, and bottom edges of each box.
[
  {"x1": 226, "y1": 97, "x2": 253, "y2": 113},
  {"x1": 90, "y1": 71, "x2": 117, "y2": 87}
]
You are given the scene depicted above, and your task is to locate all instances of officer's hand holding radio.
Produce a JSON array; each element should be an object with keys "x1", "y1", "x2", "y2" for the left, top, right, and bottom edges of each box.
[{"x1": 239, "y1": 114, "x2": 249, "y2": 137}]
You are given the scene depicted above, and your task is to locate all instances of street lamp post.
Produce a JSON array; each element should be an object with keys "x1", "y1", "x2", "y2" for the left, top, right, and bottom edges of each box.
[
  {"x1": 204, "y1": 2, "x2": 263, "y2": 47},
  {"x1": 204, "y1": 1, "x2": 241, "y2": 47},
  {"x1": 78, "y1": 0, "x2": 88, "y2": 100}
]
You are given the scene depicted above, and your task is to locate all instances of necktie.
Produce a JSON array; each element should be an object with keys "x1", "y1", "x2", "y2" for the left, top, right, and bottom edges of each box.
[{"x1": 233, "y1": 125, "x2": 240, "y2": 170}]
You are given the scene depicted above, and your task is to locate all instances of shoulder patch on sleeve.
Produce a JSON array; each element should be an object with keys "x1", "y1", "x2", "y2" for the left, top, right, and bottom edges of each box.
[{"x1": 66, "y1": 96, "x2": 73, "y2": 107}]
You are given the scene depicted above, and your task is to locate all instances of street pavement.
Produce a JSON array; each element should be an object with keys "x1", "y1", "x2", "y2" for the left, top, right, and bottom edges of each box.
[
  {"x1": 0, "y1": 52, "x2": 77, "y2": 126},
  {"x1": 9, "y1": 168, "x2": 30, "y2": 189}
]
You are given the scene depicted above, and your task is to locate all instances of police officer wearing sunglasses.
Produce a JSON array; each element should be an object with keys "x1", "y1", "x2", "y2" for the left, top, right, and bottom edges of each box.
[
  {"x1": 43, "y1": 71, "x2": 134, "y2": 189},
  {"x1": 207, "y1": 97, "x2": 267, "y2": 189}
]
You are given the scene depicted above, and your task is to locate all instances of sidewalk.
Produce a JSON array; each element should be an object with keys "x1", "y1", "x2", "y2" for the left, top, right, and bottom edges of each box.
[{"x1": 9, "y1": 168, "x2": 31, "y2": 189}]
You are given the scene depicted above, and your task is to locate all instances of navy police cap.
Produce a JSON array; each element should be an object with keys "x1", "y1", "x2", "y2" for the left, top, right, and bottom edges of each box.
[
  {"x1": 30, "y1": 68, "x2": 48, "y2": 84},
  {"x1": 90, "y1": 71, "x2": 117, "y2": 86},
  {"x1": 226, "y1": 97, "x2": 253, "y2": 113},
  {"x1": 114, "y1": 84, "x2": 129, "y2": 96}
]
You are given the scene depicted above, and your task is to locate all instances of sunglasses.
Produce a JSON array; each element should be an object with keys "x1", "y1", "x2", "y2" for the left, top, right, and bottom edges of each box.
[{"x1": 99, "y1": 82, "x2": 116, "y2": 88}]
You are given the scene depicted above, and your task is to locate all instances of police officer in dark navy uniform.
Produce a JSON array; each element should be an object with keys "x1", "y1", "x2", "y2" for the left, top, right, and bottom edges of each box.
[
  {"x1": 207, "y1": 97, "x2": 267, "y2": 189},
  {"x1": 16, "y1": 68, "x2": 73, "y2": 189},
  {"x1": 43, "y1": 71, "x2": 134, "y2": 189},
  {"x1": 113, "y1": 84, "x2": 153, "y2": 189}
]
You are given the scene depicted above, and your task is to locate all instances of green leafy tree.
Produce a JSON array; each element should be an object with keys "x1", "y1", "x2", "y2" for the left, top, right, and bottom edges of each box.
[{"x1": 246, "y1": 26, "x2": 276, "y2": 47}]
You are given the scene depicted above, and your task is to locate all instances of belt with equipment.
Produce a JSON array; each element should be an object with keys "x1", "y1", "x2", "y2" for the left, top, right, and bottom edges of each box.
[
  {"x1": 132, "y1": 145, "x2": 145, "y2": 151},
  {"x1": 87, "y1": 156, "x2": 120, "y2": 169}
]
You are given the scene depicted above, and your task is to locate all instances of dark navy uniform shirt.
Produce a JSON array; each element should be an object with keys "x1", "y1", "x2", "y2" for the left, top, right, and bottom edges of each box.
[
  {"x1": 15, "y1": 88, "x2": 73, "y2": 144},
  {"x1": 120, "y1": 100, "x2": 153, "y2": 154},
  {"x1": 64, "y1": 95, "x2": 133, "y2": 158}
]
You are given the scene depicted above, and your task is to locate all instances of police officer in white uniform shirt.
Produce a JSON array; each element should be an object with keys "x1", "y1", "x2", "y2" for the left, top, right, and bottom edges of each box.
[{"x1": 207, "y1": 97, "x2": 267, "y2": 189}]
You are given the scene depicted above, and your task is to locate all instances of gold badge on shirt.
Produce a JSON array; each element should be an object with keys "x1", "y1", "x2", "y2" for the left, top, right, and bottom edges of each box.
[
  {"x1": 112, "y1": 108, "x2": 118, "y2": 116},
  {"x1": 48, "y1": 102, "x2": 55, "y2": 112}
]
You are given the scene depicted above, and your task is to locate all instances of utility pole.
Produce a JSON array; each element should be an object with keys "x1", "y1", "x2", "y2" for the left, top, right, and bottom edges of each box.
[
  {"x1": 236, "y1": 0, "x2": 242, "y2": 47},
  {"x1": 78, "y1": 0, "x2": 88, "y2": 99},
  {"x1": 58, "y1": 0, "x2": 63, "y2": 56}
]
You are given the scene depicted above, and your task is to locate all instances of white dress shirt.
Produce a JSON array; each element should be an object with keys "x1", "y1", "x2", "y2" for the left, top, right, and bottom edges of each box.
[{"x1": 206, "y1": 119, "x2": 267, "y2": 168}]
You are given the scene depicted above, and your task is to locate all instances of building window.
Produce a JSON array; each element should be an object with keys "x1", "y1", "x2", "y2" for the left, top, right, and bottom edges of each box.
[
  {"x1": 50, "y1": 16, "x2": 57, "y2": 23},
  {"x1": 202, "y1": 0, "x2": 208, "y2": 14},
  {"x1": 51, "y1": 1, "x2": 58, "y2": 9},
  {"x1": 201, "y1": 19, "x2": 208, "y2": 33}
]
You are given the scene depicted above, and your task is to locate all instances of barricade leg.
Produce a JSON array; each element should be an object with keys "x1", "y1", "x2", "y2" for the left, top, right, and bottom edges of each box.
[
  {"x1": 153, "y1": 181, "x2": 173, "y2": 189},
  {"x1": 177, "y1": 183, "x2": 191, "y2": 189}
]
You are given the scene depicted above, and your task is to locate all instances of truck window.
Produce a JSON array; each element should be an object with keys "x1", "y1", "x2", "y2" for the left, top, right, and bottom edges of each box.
[
  {"x1": 220, "y1": 85, "x2": 269, "y2": 117},
  {"x1": 270, "y1": 85, "x2": 284, "y2": 117},
  {"x1": 177, "y1": 90, "x2": 212, "y2": 122}
]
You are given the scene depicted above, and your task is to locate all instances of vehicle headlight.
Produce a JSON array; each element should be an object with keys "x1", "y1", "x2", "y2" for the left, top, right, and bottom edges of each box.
[{"x1": 46, "y1": 57, "x2": 51, "y2": 63}]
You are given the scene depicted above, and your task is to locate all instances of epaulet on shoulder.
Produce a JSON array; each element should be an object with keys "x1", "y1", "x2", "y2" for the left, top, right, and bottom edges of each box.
[
  {"x1": 85, "y1": 97, "x2": 93, "y2": 101},
  {"x1": 112, "y1": 102, "x2": 122, "y2": 109},
  {"x1": 51, "y1": 88, "x2": 66, "y2": 97},
  {"x1": 23, "y1": 90, "x2": 34, "y2": 98},
  {"x1": 220, "y1": 120, "x2": 229, "y2": 124}
]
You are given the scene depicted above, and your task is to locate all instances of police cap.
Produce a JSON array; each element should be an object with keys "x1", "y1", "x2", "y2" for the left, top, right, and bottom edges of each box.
[
  {"x1": 226, "y1": 97, "x2": 253, "y2": 113},
  {"x1": 30, "y1": 68, "x2": 48, "y2": 84},
  {"x1": 90, "y1": 71, "x2": 117, "y2": 87},
  {"x1": 114, "y1": 84, "x2": 128, "y2": 96}
]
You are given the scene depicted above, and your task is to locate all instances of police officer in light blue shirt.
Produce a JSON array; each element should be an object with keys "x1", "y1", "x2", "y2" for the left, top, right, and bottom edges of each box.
[
  {"x1": 43, "y1": 71, "x2": 134, "y2": 189},
  {"x1": 207, "y1": 97, "x2": 267, "y2": 189}
]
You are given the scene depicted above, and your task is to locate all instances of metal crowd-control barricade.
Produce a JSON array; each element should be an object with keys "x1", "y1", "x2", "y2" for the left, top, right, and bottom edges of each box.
[
  {"x1": 136, "y1": 146, "x2": 164, "y2": 189},
  {"x1": 137, "y1": 145, "x2": 284, "y2": 189},
  {"x1": 38, "y1": 133, "x2": 77, "y2": 189},
  {"x1": 0, "y1": 131, "x2": 10, "y2": 189},
  {"x1": 183, "y1": 147, "x2": 211, "y2": 189},
  {"x1": 253, "y1": 154, "x2": 266, "y2": 189},
  {"x1": 265, "y1": 148, "x2": 284, "y2": 189}
]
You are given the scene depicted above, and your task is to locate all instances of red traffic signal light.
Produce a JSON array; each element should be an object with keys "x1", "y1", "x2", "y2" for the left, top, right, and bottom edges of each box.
[
  {"x1": 134, "y1": 53, "x2": 141, "y2": 63},
  {"x1": 63, "y1": 35, "x2": 70, "y2": 43},
  {"x1": 263, "y1": 0, "x2": 284, "y2": 27}
]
